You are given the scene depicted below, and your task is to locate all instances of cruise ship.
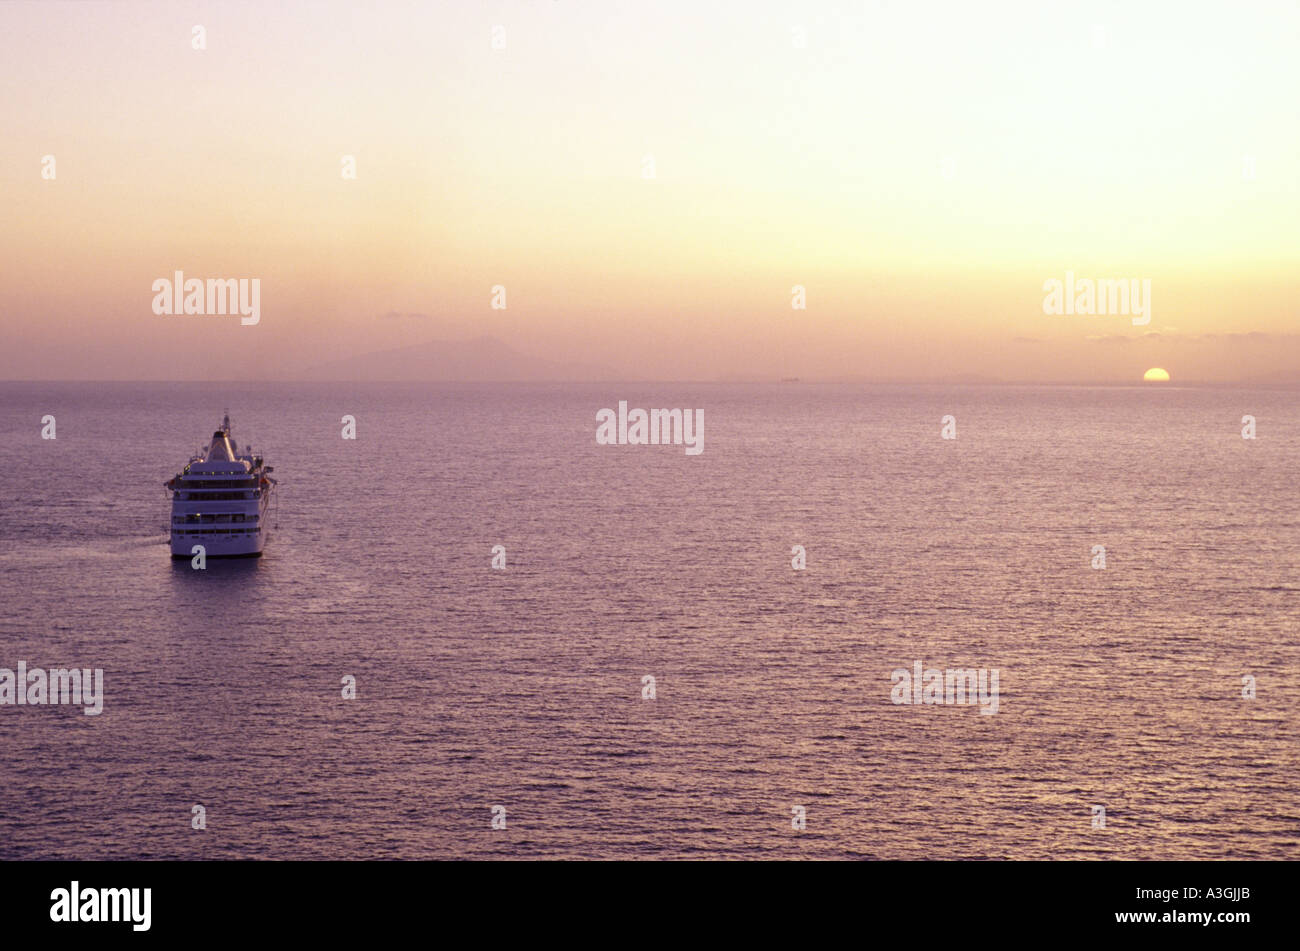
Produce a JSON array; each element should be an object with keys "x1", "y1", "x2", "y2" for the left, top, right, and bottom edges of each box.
[{"x1": 165, "y1": 414, "x2": 276, "y2": 558}]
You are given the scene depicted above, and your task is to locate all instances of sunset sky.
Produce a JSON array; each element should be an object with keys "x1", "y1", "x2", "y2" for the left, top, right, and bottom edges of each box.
[{"x1": 2, "y1": 0, "x2": 1297, "y2": 382}]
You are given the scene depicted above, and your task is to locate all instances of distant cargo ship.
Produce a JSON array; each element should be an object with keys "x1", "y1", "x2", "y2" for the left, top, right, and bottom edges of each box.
[{"x1": 165, "y1": 414, "x2": 275, "y2": 558}]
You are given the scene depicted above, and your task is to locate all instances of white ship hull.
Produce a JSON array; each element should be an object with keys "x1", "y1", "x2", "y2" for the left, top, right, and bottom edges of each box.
[{"x1": 170, "y1": 534, "x2": 265, "y2": 557}]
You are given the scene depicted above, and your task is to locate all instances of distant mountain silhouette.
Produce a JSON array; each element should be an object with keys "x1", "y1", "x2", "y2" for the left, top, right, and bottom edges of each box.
[
  {"x1": 298, "y1": 335, "x2": 622, "y2": 382},
  {"x1": 1260, "y1": 369, "x2": 1300, "y2": 384}
]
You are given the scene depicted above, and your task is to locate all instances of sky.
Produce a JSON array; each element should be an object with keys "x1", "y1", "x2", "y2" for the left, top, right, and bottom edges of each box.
[{"x1": 1, "y1": 0, "x2": 1297, "y2": 382}]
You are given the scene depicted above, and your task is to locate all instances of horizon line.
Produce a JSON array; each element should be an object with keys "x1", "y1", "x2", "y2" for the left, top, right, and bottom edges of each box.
[{"x1": 3, "y1": 378, "x2": 1299, "y2": 388}]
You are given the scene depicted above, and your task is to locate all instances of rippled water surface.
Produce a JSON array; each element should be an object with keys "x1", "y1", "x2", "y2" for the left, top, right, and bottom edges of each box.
[{"x1": 1, "y1": 382, "x2": 1297, "y2": 859}]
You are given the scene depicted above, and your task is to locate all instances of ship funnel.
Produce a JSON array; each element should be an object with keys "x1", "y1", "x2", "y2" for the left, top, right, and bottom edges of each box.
[{"x1": 206, "y1": 430, "x2": 237, "y2": 462}]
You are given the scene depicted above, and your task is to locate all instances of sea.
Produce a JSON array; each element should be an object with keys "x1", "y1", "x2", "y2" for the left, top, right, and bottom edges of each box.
[{"x1": 1, "y1": 382, "x2": 1297, "y2": 859}]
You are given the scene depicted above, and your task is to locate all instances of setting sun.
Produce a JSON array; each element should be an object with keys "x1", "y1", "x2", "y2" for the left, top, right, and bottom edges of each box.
[{"x1": 1143, "y1": 367, "x2": 1171, "y2": 382}]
